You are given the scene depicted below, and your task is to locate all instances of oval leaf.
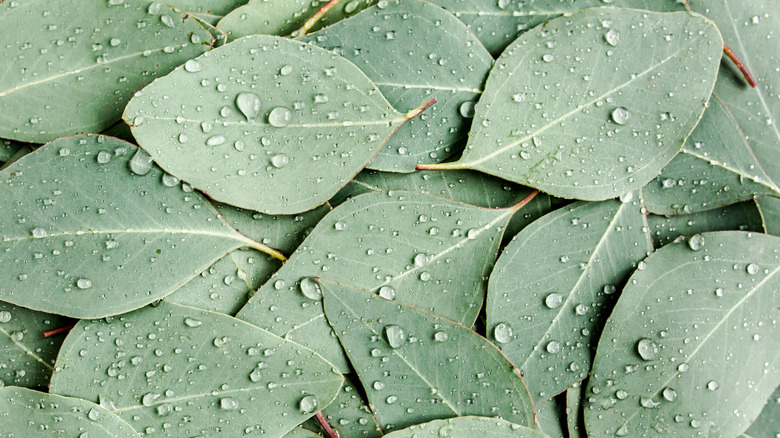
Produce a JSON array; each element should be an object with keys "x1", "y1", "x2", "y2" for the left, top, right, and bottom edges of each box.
[
  {"x1": 0, "y1": 135, "x2": 279, "y2": 318},
  {"x1": 300, "y1": 376, "x2": 382, "y2": 438},
  {"x1": 0, "y1": 386, "x2": 140, "y2": 438},
  {"x1": 319, "y1": 280, "x2": 535, "y2": 431},
  {"x1": 50, "y1": 301, "x2": 344, "y2": 438},
  {"x1": 423, "y1": 8, "x2": 722, "y2": 201},
  {"x1": 382, "y1": 417, "x2": 547, "y2": 438},
  {"x1": 0, "y1": 0, "x2": 214, "y2": 143},
  {"x1": 487, "y1": 196, "x2": 652, "y2": 401},
  {"x1": 757, "y1": 197, "x2": 780, "y2": 237},
  {"x1": 166, "y1": 0, "x2": 249, "y2": 25},
  {"x1": 585, "y1": 231, "x2": 780, "y2": 437},
  {"x1": 536, "y1": 399, "x2": 567, "y2": 438},
  {"x1": 124, "y1": 35, "x2": 411, "y2": 214},
  {"x1": 305, "y1": 0, "x2": 493, "y2": 171}
]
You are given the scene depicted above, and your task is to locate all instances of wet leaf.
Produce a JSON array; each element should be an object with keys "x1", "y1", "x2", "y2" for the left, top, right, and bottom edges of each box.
[
  {"x1": 536, "y1": 398, "x2": 567, "y2": 438},
  {"x1": 0, "y1": 135, "x2": 280, "y2": 319},
  {"x1": 757, "y1": 197, "x2": 780, "y2": 237},
  {"x1": 381, "y1": 416, "x2": 548, "y2": 438},
  {"x1": 0, "y1": 0, "x2": 214, "y2": 143},
  {"x1": 585, "y1": 231, "x2": 780, "y2": 438},
  {"x1": 566, "y1": 384, "x2": 586, "y2": 438},
  {"x1": 0, "y1": 386, "x2": 140, "y2": 438},
  {"x1": 305, "y1": 0, "x2": 493, "y2": 171},
  {"x1": 236, "y1": 190, "x2": 533, "y2": 370},
  {"x1": 423, "y1": 8, "x2": 722, "y2": 201},
  {"x1": 300, "y1": 376, "x2": 383, "y2": 438},
  {"x1": 124, "y1": 35, "x2": 414, "y2": 215},
  {"x1": 644, "y1": 94, "x2": 780, "y2": 214},
  {"x1": 319, "y1": 279, "x2": 535, "y2": 431},
  {"x1": 165, "y1": 0, "x2": 249, "y2": 25},
  {"x1": 0, "y1": 139, "x2": 25, "y2": 162},
  {"x1": 50, "y1": 301, "x2": 344, "y2": 438},
  {"x1": 0, "y1": 143, "x2": 33, "y2": 172},
  {"x1": 487, "y1": 195, "x2": 652, "y2": 400},
  {"x1": 741, "y1": 384, "x2": 780, "y2": 438}
]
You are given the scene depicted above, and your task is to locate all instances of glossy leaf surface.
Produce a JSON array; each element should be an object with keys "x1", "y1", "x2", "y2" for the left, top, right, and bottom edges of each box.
[
  {"x1": 586, "y1": 231, "x2": 780, "y2": 437},
  {"x1": 166, "y1": 0, "x2": 249, "y2": 25},
  {"x1": 50, "y1": 301, "x2": 344, "y2": 438},
  {"x1": 431, "y1": 8, "x2": 722, "y2": 201},
  {"x1": 757, "y1": 197, "x2": 780, "y2": 237},
  {"x1": 0, "y1": 135, "x2": 272, "y2": 318},
  {"x1": 536, "y1": 399, "x2": 567, "y2": 438},
  {"x1": 488, "y1": 196, "x2": 651, "y2": 400},
  {"x1": 300, "y1": 376, "x2": 383, "y2": 438},
  {"x1": 382, "y1": 417, "x2": 548, "y2": 438},
  {"x1": 125, "y1": 35, "x2": 406, "y2": 214},
  {"x1": 0, "y1": 0, "x2": 214, "y2": 143},
  {"x1": 320, "y1": 280, "x2": 535, "y2": 431},
  {"x1": 741, "y1": 385, "x2": 780, "y2": 438}
]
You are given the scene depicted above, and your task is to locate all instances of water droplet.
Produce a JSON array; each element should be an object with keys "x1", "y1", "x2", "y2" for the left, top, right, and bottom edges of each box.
[
  {"x1": 279, "y1": 65, "x2": 293, "y2": 76},
  {"x1": 378, "y1": 286, "x2": 396, "y2": 300},
  {"x1": 707, "y1": 380, "x2": 719, "y2": 391},
  {"x1": 493, "y1": 322, "x2": 513, "y2": 344},
  {"x1": 434, "y1": 331, "x2": 448, "y2": 342},
  {"x1": 77, "y1": 278, "x2": 93, "y2": 289},
  {"x1": 249, "y1": 367, "x2": 263, "y2": 382},
  {"x1": 459, "y1": 101, "x2": 475, "y2": 118},
  {"x1": 497, "y1": 0, "x2": 511, "y2": 9},
  {"x1": 142, "y1": 393, "x2": 161, "y2": 406},
  {"x1": 87, "y1": 408, "x2": 100, "y2": 421},
  {"x1": 373, "y1": 380, "x2": 385, "y2": 390},
  {"x1": 96, "y1": 151, "x2": 112, "y2": 164},
  {"x1": 546, "y1": 340, "x2": 561, "y2": 354},
  {"x1": 746, "y1": 263, "x2": 760, "y2": 275},
  {"x1": 384, "y1": 324, "x2": 405, "y2": 348},
  {"x1": 688, "y1": 234, "x2": 705, "y2": 251},
  {"x1": 603, "y1": 284, "x2": 617, "y2": 295},
  {"x1": 220, "y1": 398, "x2": 238, "y2": 410},
  {"x1": 129, "y1": 149, "x2": 154, "y2": 176},
  {"x1": 611, "y1": 107, "x2": 631, "y2": 125},
  {"x1": 148, "y1": 2, "x2": 162, "y2": 14},
  {"x1": 184, "y1": 317, "x2": 202, "y2": 327},
  {"x1": 662, "y1": 387, "x2": 677, "y2": 401},
  {"x1": 299, "y1": 395, "x2": 318, "y2": 414},
  {"x1": 0, "y1": 311, "x2": 11, "y2": 323},
  {"x1": 31, "y1": 227, "x2": 47, "y2": 238},
  {"x1": 413, "y1": 253, "x2": 429, "y2": 267},
  {"x1": 268, "y1": 107, "x2": 291, "y2": 127},
  {"x1": 542, "y1": 54, "x2": 554, "y2": 62},
  {"x1": 605, "y1": 29, "x2": 620, "y2": 46},
  {"x1": 636, "y1": 338, "x2": 659, "y2": 361},
  {"x1": 236, "y1": 92, "x2": 261, "y2": 120},
  {"x1": 299, "y1": 277, "x2": 321, "y2": 300},
  {"x1": 334, "y1": 221, "x2": 347, "y2": 231},
  {"x1": 575, "y1": 304, "x2": 588, "y2": 315},
  {"x1": 544, "y1": 293, "x2": 563, "y2": 308},
  {"x1": 206, "y1": 135, "x2": 226, "y2": 146},
  {"x1": 10, "y1": 331, "x2": 23, "y2": 342},
  {"x1": 386, "y1": 395, "x2": 398, "y2": 404},
  {"x1": 160, "y1": 14, "x2": 175, "y2": 28},
  {"x1": 183, "y1": 59, "x2": 201, "y2": 73},
  {"x1": 270, "y1": 153, "x2": 289, "y2": 168},
  {"x1": 162, "y1": 174, "x2": 179, "y2": 187},
  {"x1": 640, "y1": 396, "x2": 660, "y2": 408}
]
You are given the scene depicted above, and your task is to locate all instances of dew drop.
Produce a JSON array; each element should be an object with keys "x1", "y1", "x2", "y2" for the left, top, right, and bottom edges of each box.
[
  {"x1": 707, "y1": 380, "x2": 719, "y2": 391},
  {"x1": 378, "y1": 286, "x2": 396, "y2": 300},
  {"x1": 0, "y1": 311, "x2": 11, "y2": 323},
  {"x1": 279, "y1": 65, "x2": 293, "y2": 76},
  {"x1": 384, "y1": 324, "x2": 405, "y2": 348},
  {"x1": 662, "y1": 387, "x2": 677, "y2": 401},
  {"x1": 76, "y1": 278, "x2": 93, "y2": 289},
  {"x1": 31, "y1": 227, "x2": 47, "y2": 238},
  {"x1": 299, "y1": 395, "x2": 319, "y2": 414},
  {"x1": 459, "y1": 101, "x2": 475, "y2": 118},
  {"x1": 161, "y1": 174, "x2": 179, "y2": 187},
  {"x1": 220, "y1": 398, "x2": 238, "y2": 410},
  {"x1": 605, "y1": 29, "x2": 620, "y2": 46},
  {"x1": 129, "y1": 148, "x2": 154, "y2": 176},
  {"x1": 746, "y1": 263, "x2": 760, "y2": 275},
  {"x1": 542, "y1": 54, "x2": 554, "y2": 62},
  {"x1": 334, "y1": 221, "x2": 347, "y2": 231},
  {"x1": 142, "y1": 393, "x2": 161, "y2": 406},
  {"x1": 688, "y1": 234, "x2": 705, "y2": 251},
  {"x1": 434, "y1": 331, "x2": 448, "y2": 342},
  {"x1": 636, "y1": 338, "x2": 659, "y2": 361},
  {"x1": 206, "y1": 135, "x2": 226, "y2": 147},
  {"x1": 160, "y1": 14, "x2": 175, "y2": 28},
  {"x1": 544, "y1": 293, "x2": 563, "y2": 309},
  {"x1": 184, "y1": 317, "x2": 202, "y2": 327},
  {"x1": 270, "y1": 153, "x2": 289, "y2": 168},
  {"x1": 183, "y1": 59, "x2": 201, "y2": 73},
  {"x1": 611, "y1": 107, "x2": 631, "y2": 125},
  {"x1": 299, "y1": 277, "x2": 321, "y2": 300},
  {"x1": 96, "y1": 151, "x2": 112, "y2": 164},
  {"x1": 493, "y1": 322, "x2": 513, "y2": 344},
  {"x1": 546, "y1": 340, "x2": 561, "y2": 354},
  {"x1": 268, "y1": 107, "x2": 291, "y2": 127},
  {"x1": 236, "y1": 92, "x2": 261, "y2": 120}
]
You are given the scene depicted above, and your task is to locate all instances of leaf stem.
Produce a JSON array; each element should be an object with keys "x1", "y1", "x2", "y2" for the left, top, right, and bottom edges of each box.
[
  {"x1": 242, "y1": 237, "x2": 288, "y2": 261},
  {"x1": 509, "y1": 189, "x2": 540, "y2": 213},
  {"x1": 415, "y1": 161, "x2": 462, "y2": 171},
  {"x1": 404, "y1": 97, "x2": 437, "y2": 121},
  {"x1": 291, "y1": 0, "x2": 344, "y2": 38},
  {"x1": 43, "y1": 324, "x2": 75, "y2": 338},
  {"x1": 315, "y1": 412, "x2": 339, "y2": 438},
  {"x1": 723, "y1": 44, "x2": 757, "y2": 88}
]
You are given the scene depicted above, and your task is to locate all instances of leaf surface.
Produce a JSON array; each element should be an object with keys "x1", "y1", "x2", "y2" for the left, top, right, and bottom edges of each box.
[
  {"x1": 536, "y1": 399, "x2": 567, "y2": 438},
  {"x1": 305, "y1": 0, "x2": 493, "y2": 171},
  {"x1": 165, "y1": 0, "x2": 249, "y2": 25},
  {"x1": 50, "y1": 301, "x2": 344, "y2": 438},
  {"x1": 319, "y1": 280, "x2": 535, "y2": 431},
  {"x1": 0, "y1": 139, "x2": 25, "y2": 163},
  {"x1": 757, "y1": 197, "x2": 780, "y2": 237},
  {"x1": 0, "y1": 135, "x2": 277, "y2": 318},
  {"x1": 425, "y1": 8, "x2": 722, "y2": 201},
  {"x1": 741, "y1": 384, "x2": 780, "y2": 438},
  {"x1": 566, "y1": 384, "x2": 586, "y2": 438},
  {"x1": 0, "y1": 0, "x2": 214, "y2": 143},
  {"x1": 381, "y1": 417, "x2": 548, "y2": 438},
  {"x1": 0, "y1": 386, "x2": 140, "y2": 438},
  {"x1": 585, "y1": 231, "x2": 780, "y2": 437},
  {"x1": 487, "y1": 195, "x2": 652, "y2": 400},
  {"x1": 300, "y1": 376, "x2": 383, "y2": 438},
  {"x1": 124, "y1": 35, "x2": 409, "y2": 214}
]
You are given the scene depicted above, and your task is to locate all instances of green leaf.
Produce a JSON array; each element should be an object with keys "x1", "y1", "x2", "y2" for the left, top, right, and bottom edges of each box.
[
  {"x1": 124, "y1": 35, "x2": 414, "y2": 215},
  {"x1": 487, "y1": 195, "x2": 652, "y2": 401},
  {"x1": 427, "y1": 0, "x2": 686, "y2": 56},
  {"x1": 0, "y1": 386, "x2": 140, "y2": 438},
  {"x1": 741, "y1": 384, "x2": 780, "y2": 438},
  {"x1": 285, "y1": 428, "x2": 324, "y2": 438},
  {"x1": 536, "y1": 399, "x2": 567, "y2": 438},
  {"x1": 644, "y1": 94, "x2": 780, "y2": 214},
  {"x1": 236, "y1": 190, "x2": 533, "y2": 371},
  {"x1": 165, "y1": 0, "x2": 249, "y2": 25},
  {"x1": 0, "y1": 301, "x2": 69, "y2": 388},
  {"x1": 50, "y1": 301, "x2": 344, "y2": 438},
  {"x1": 757, "y1": 197, "x2": 780, "y2": 237},
  {"x1": 566, "y1": 384, "x2": 586, "y2": 438},
  {"x1": 647, "y1": 200, "x2": 765, "y2": 249},
  {"x1": 218, "y1": 0, "x2": 372, "y2": 40},
  {"x1": 300, "y1": 376, "x2": 383, "y2": 438},
  {"x1": 319, "y1": 280, "x2": 536, "y2": 431},
  {"x1": 304, "y1": 0, "x2": 493, "y2": 172},
  {"x1": 0, "y1": 139, "x2": 25, "y2": 162},
  {"x1": 0, "y1": 143, "x2": 33, "y2": 172},
  {"x1": 689, "y1": 0, "x2": 780, "y2": 193},
  {"x1": 421, "y1": 8, "x2": 722, "y2": 201},
  {"x1": 0, "y1": 0, "x2": 215, "y2": 143},
  {"x1": 585, "y1": 231, "x2": 780, "y2": 438},
  {"x1": 0, "y1": 135, "x2": 281, "y2": 319},
  {"x1": 381, "y1": 417, "x2": 548, "y2": 438}
]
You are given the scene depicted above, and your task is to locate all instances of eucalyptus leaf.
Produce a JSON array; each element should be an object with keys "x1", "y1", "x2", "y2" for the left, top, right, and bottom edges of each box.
[
  {"x1": 0, "y1": 144, "x2": 33, "y2": 172},
  {"x1": 0, "y1": 0, "x2": 215, "y2": 143},
  {"x1": 165, "y1": 0, "x2": 249, "y2": 25},
  {"x1": 381, "y1": 417, "x2": 548, "y2": 438},
  {"x1": 421, "y1": 8, "x2": 722, "y2": 201},
  {"x1": 536, "y1": 398, "x2": 567, "y2": 438},
  {"x1": 0, "y1": 301, "x2": 69, "y2": 388},
  {"x1": 305, "y1": 0, "x2": 493, "y2": 171},
  {"x1": 285, "y1": 428, "x2": 324, "y2": 438},
  {"x1": 0, "y1": 135, "x2": 281, "y2": 319},
  {"x1": 566, "y1": 384, "x2": 586, "y2": 438},
  {"x1": 300, "y1": 376, "x2": 383, "y2": 438},
  {"x1": 0, "y1": 139, "x2": 25, "y2": 162},
  {"x1": 319, "y1": 280, "x2": 535, "y2": 431},
  {"x1": 757, "y1": 197, "x2": 780, "y2": 237},
  {"x1": 647, "y1": 200, "x2": 765, "y2": 249},
  {"x1": 50, "y1": 301, "x2": 344, "y2": 438},
  {"x1": 741, "y1": 384, "x2": 780, "y2": 438},
  {"x1": 487, "y1": 195, "x2": 652, "y2": 401},
  {"x1": 427, "y1": 0, "x2": 686, "y2": 56},
  {"x1": 0, "y1": 386, "x2": 140, "y2": 438},
  {"x1": 585, "y1": 231, "x2": 780, "y2": 438},
  {"x1": 124, "y1": 35, "x2": 416, "y2": 214},
  {"x1": 644, "y1": 94, "x2": 780, "y2": 214},
  {"x1": 236, "y1": 190, "x2": 533, "y2": 370}
]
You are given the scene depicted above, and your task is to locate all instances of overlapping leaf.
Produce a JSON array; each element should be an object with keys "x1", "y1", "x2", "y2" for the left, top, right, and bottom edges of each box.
[
  {"x1": 50, "y1": 301, "x2": 344, "y2": 438},
  {"x1": 757, "y1": 197, "x2": 780, "y2": 237},
  {"x1": 319, "y1": 280, "x2": 535, "y2": 431},
  {"x1": 166, "y1": 0, "x2": 249, "y2": 25},
  {"x1": 125, "y1": 35, "x2": 414, "y2": 214},
  {"x1": 0, "y1": 139, "x2": 25, "y2": 163},
  {"x1": 566, "y1": 384, "x2": 586, "y2": 438},
  {"x1": 536, "y1": 399, "x2": 566, "y2": 438},
  {"x1": 586, "y1": 231, "x2": 780, "y2": 437},
  {"x1": 422, "y1": 8, "x2": 722, "y2": 201},
  {"x1": 299, "y1": 376, "x2": 382, "y2": 438},
  {"x1": 236, "y1": 190, "x2": 533, "y2": 370},
  {"x1": 0, "y1": 135, "x2": 281, "y2": 318},
  {"x1": 741, "y1": 385, "x2": 780, "y2": 438},
  {"x1": 0, "y1": 0, "x2": 215, "y2": 143},
  {"x1": 305, "y1": 0, "x2": 493, "y2": 171},
  {"x1": 487, "y1": 195, "x2": 651, "y2": 400},
  {"x1": 381, "y1": 417, "x2": 547, "y2": 438}
]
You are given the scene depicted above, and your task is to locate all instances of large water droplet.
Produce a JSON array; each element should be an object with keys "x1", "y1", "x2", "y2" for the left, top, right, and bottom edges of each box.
[
  {"x1": 384, "y1": 324, "x2": 405, "y2": 348},
  {"x1": 96, "y1": 151, "x2": 112, "y2": 164},
  {"x1": 206, "y1": 135, "x2": 226, "y2": 147},
  {"x1": 707, "y1": 380, "x2": 719, "y2": 391},
  {"x1": 299, "y1": 395, "x2": 319, "y2": 414},
  {"x1": 544, "y1": 293, "x2": 563, "y2": 308},
  {"x1": 236, "y1": 92, "x2": 261, "y2": 120},
  {"x1": 31, "y1": 227, "x2": 47, "y2": 238},
  {"x1": 459, "y1": 101, "x2": 475, "y2": 118},
  {"x1": 142, "y1": 393, "x2": 161, "y2": 406},
  {"x1": 688, "y1": 234, "x2": 705, "y2": 251},
  {"x1": 220, "y1": 398, "x2": 238, "y2": 410},
  {"x1": 662, "y1": 387, "x2": 677, "y2": 401},
  {"x1": 611, "y1": 107, "x2": 631, "y2": 125},
  {"x1": 605, "y1": 29, "x2": 620, "y2": 47},
  {"x1": 0, "y1": 311, "x2": 11, "y2": 323},
  {"x1": 268, "y1": 107, "x2": 291, "y2": 127},
  {"x1": 129, "y1": 149, "x2": 154, "y2": 175},
  {"x1": 299, "y1": 277, "x2": 321, "y2": 300},
  {"x1": 493, "y1": 322, "x2": 514, "y2": 344},
  {"x1": 636, "y1": 338, "x2": 659, "y2": 361},
  {"x1": 434, "y1": 331, "x2": 448, "y2": 342},
  {"x1": 378, "y1": 286, "x2": 396, "y2": 300},
  {"x1": 546, "y1": 340, "x2": 561, "y2": 354},
  {"x1": 746, "y1": 263, "x2": 760, "y2": 275},
  {"x1": 76, "y1": 278, "x2": 93, "y2": 289},
  {"x1": 270, "y1": 153, "x2": 289, "y2": 168},
  {"x1": 160, "y1": 14, "x2": 175, "y2": 28},
  {"x1": 184, "y1": 317, "x2": 202, "y2": 327}
]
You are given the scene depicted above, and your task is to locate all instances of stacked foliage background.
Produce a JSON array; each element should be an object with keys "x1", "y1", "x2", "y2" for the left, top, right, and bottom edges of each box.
[{"x1": 0, "y1": 0, "x2": 778, "y2": 437}]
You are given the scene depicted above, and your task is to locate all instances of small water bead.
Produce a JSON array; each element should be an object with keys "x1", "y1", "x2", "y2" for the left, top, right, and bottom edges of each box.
[
  {"x1": 268, "y1": 107, "x2": 291, "y2": 127},
  {"x1": 378, "y1": 286, "x2": 396, "y2": 300},
  {"x1": 314, "y1": 94, "x2": 329, "y2": 104},
  {"x1": 178, "y1": 133, "x2": 188, "y2": 143},
  {"x1": 546, "y1": 340, "x2": 561, "y2": 354},
  {"x1": 688, "y1": 234, "x2": 705, "y2": 251},
  {"x1": 299, "y1": 277, "x2": 321, "y2": 300},
  {"x1": 493, "y1": 323, "x2": 513, "y2": 344},
  {"x1": 270, "y1": 153, "x2": 289, "y2": 169},
  {"x1": 76, "y1": 278, "x2": 93, "y2": 289},
  {"x1": 142, "y1": 393, "x2": 161, "y2": 406},
  {"x1": 605, "y1": 29, "x2": 620, "y2": 46},
  {"x1": 372, "y1": 381, "x2": 385, "y2": 390},
  {"x1": 746, "y1": 263, "x2": 760, "y2": 275},
  {"x1": 434, "y1": 331, "x2": 448, "y2": 342},
  {"x1": 236, "y1": 92, "x2": 261, "y2": 120},
  {"x1": 542, "y1": 54, "x2": 555, "y2": 62},
  {"x1": 129, "y1": 149, "x2": 154, "y2": 176},
  {"x1": 636, "y1": 338, "x2": 659, "y2": 361},
  {"x1": 574, "y1": 304, "x2": 588, "y2": 315},
  {"x1": 299, "y1": 395, "x2": 319, "y2": 414},
  {"x1": 459, "y1": 101, "x2": 475, "y2": 118},
  {"x1": 184, "y1": 59, "x2": 201, "y2": 72},
  {"x1": 344, "y1": 0, "x2": 360, "y2": 13},
  {"x1": 384, "y1": 325, "x2": 405, "y2": 348},
  {"x1": 707, "y1": 380, "x2": 719, "y2": 391},
  {"x1": 87, "y1": 408, "x2": 101, "y2": 421},
  {"x1": 183, "y1": 317, "x2": 202, "y2": 327},
  {"x1": 611, "y1": 107, "x2": 631, "y2": 125},
  {"x1": 279, "y1": 65, "x2": 293, "y2": 76},
  {"x1": 10, "y1": 331, "x2": 23, "y2": 342},
  {"x1": 59, "y1": 148, "x2": 71, "y2": 156},
  {"x1": 206, "y1": 135, "x2": 226, "y2": 146},
  {"x1": 220, "y1": 398, "x2": 238, "y2": 410},
  {"x1": 662, "y1": 387, "x2": 677, "y2": 401},
  {"x1": 544, "y1": 293, "x2": 563, "y2": 309},
  {"x1": 334, "y1": 221, "x2": 347, "y2": 231},
  {"x1": 413, "y1": 253, "x2": 429, "y2": 267},
  {"x1": 31, "y1": 227, "x2": 47, "y2": 238},
  {"x1": 603, "y1": 284, "x2": 617, "y2": 295},
  {"x1": 161, "y1": 174, "x2": 179, "y2": 187},
  {"x1": 0, "y1": 311, "x2": 11, "y2": 323},
  {"x1": 615, "y1": 390, "x2": 628, "y2": 400},
  {"x1": 96, "y1": 150, "x2": 112, "y2": 164},
  {"x1": 148, "y1": 2, "x2": 162, "y2": 14}
]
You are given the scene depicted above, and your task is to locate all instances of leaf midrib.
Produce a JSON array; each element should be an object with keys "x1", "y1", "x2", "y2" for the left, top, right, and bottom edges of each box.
[
  {"x1": 2, "y1": 227, "x2": 249, "y2": 245},
  {"x1": 0, "y1": 325, "x2": 54, "y2": 371}
]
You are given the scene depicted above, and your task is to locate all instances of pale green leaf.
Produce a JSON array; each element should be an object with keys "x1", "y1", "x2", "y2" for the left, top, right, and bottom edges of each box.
[
  {"x1": 304, "y1": 0, "x2": 493, "y2": 171},
  {"x1": 319, "y1": 280, "x2": 535, "y2": 431},
  {"x1": 487, "y1": 195, "x2": 652, "y2": 401},
  {"x1": 757, "y1": 197, "x2": 780, "y2": 237},
  {"x1": 566, "y1": 384, "x2": 585, "y2": 438},
  {"x1": 741, "y1": 384, "x2": 780, "y2": 438},
  {"x1": 644, "y1": 94, "x2": 780, "y2": 214},
  {"x1": 50, "y1": 301, "x2": 344, "y2": 438},
  {"x1": 0, "y1": 144, "x2": 33, "y2": 172},
  {"x1": 536, "y1": 399, "x2": 567, "y2": 438},
  {"x1": 300, "y1": 376, "x2": 382, "y2": 438},
  {"x1": 0, "y1": 135, "x2": 279, "y2": 319},
  {"x1": 165, "y1": 0, "x2": 249, "y2": 25},
  {"x1": 0, "y1": 0, "x2": 214, "y2": 143},
  {"x1": 236, "y1": 190, "x2": 532, "y2": 371},
  {"x1": 382, "y1": 417, "x2": 548, "y2": 438},
  {"x1": 124, "y1": 35, "x2": 410, "y2": 215},
  {"x1": 285, "y1": 428, "x2": 324, "y2": 438},
  {"x1": 585, "y1": 231, "x2": 780, "y2": 437},
  {"x1": 0, "y1": 386, "x2": 140, "y2": 438},
  {"x1": 424, "y1": 8, "x2": 722, "y2": 201},
  {"x1": 0, "y1": 301, "x2": 69, "y2": 388}
]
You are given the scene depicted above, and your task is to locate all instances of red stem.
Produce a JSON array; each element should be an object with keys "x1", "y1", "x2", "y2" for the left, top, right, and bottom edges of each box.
[
  {"x1": 723, "y1": 44, "x2": 757, "y2": 88},
  {"x1": 43, "y1": 324, "x2": 75, "y2": 338},
  {"x1": 315, "y1": 412, "x2": 339, "y2": 438}
]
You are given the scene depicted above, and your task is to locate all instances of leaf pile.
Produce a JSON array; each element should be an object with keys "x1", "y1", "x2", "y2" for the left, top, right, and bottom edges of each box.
[{"x1": 0, "y1": 0, "x2": 778, "y2": 437}]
